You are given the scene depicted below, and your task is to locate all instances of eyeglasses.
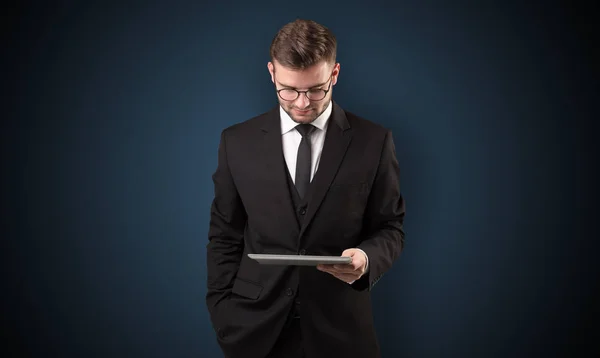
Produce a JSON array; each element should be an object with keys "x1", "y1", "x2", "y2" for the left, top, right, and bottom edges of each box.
[{"x1": 276, "y1": 76, "x2": 332, "y2": 101}]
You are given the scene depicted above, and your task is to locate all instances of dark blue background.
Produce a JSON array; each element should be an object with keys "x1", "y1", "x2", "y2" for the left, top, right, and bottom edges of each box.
[{"x1": 3, "y1": 1, "x2": 597, "y2": 357}]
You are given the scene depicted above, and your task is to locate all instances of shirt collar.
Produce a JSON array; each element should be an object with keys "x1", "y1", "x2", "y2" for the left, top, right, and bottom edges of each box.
[{"x1": 280, "y1": 100, "x2": 332, "y2": 135}]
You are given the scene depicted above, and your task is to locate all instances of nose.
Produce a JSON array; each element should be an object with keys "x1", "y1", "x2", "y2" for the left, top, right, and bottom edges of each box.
[{"x1": 294, "y1": 93, "x2": 310, "y2": 109}]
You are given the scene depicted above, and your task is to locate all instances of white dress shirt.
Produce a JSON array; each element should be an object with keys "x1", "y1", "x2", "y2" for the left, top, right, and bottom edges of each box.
[
  {"x1": 279, "y1": 101, "x2": 369, "y2": 280},
  {"x1": 279, "y1": 101, "x2": 331, "y2": 183}
]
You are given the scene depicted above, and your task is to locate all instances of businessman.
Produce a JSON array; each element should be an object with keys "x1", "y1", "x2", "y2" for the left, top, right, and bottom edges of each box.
[{"x1": 206, "y1": 19, "x2": 405, "y2": 358}]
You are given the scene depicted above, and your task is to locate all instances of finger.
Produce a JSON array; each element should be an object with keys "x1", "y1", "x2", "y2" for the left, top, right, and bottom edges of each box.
[
  {"x1": 337, "y1": 259, "x2": 365, "y2": 271},
  {"x1": 333, "y1": 263, "x2": 359, "y2": 271},
  {"x1": 342, "y1": 250, "x2": 366, "y2": 270},
  {"x1": 318, "y1": 266, "x2": 337, "y2": 274},
  {"x1": 330, "y1": 266, "x2": 359, "y2": 274},
  {"x1": 317, "y1": 264, "x2": 336, "y2": 271},
  {"x1": 320, "y1": 266, "x2": 353, "y2": 275},
  {"x1": 317, "y1": 263, "x2": 337, "y2": 269}
]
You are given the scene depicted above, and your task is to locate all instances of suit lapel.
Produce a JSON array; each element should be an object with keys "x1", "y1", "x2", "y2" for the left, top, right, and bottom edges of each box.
[
  {"x1": 260, "y1": 107, "x2": 301, "y2": 233},
  {"x1": 301, "y1": 101, "x2": 352, "y2": 236}
]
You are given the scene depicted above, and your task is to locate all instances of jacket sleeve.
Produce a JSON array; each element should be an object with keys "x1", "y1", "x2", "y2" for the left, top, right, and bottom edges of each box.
[
  {"x1": 352, "y1": 130, "x2": 405, "y2": 291},
  {"x1": 206, "y1": 129, "x2": 247, "y2": 315}
]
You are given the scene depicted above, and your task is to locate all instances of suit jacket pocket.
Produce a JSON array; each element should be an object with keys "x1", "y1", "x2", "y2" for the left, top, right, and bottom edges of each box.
[
  {"x1": 231, "y1": 277, "x2": 263, "y2": 300},
  {"x1": 215, "y1": 278, "x2": 264, "y2": 345}
]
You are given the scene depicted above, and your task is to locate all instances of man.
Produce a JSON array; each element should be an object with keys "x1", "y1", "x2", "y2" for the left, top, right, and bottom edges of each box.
[{"x1": 206, "y1": 19, "x2": 405, "y2": 358}]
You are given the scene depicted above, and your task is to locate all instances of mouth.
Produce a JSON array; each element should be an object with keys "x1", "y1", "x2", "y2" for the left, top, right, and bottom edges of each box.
[{"x1": 293, "y1": 108, "x2": 312, "y2": 114}]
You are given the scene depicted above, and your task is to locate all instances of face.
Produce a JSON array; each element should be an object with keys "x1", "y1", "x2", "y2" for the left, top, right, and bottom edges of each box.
[{"x1": 268, "y1": 60, "x2": 340, "y2": 124}]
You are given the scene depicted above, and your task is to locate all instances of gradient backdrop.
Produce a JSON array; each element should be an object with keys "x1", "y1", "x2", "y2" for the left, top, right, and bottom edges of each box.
[{"x1": 3, "y1": 1, "x2": 598, "y2": 357}]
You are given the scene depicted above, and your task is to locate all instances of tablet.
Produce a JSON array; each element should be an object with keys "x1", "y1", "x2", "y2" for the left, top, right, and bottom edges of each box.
[{"x1": 247, "y1": 254, "x2": 352, "y2": 266}]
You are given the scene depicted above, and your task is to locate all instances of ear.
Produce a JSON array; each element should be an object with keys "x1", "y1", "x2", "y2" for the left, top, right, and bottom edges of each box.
[
  {"x1": 267, "y1": 62, "x2": 275, "y2": 83},
  {"x1": 331, "y1": 62, "x2": 340, "y2": 86}
]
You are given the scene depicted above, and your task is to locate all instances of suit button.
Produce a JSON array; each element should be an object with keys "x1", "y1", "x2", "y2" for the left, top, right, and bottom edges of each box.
[
  {"x1": 286, "y1": 288, "x2": 294, "y2": 296},
  {"x1": 299, "y1": 208, "x2": 306, "y2": 215},
  {"x1": 299, "y1": 249, "x2": 306, "y2": 255}
]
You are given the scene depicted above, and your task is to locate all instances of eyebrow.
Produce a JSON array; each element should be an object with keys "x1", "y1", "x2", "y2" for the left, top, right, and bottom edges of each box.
[{"x1": 276, "y1": 79, "x2": 329, "y2": 90}]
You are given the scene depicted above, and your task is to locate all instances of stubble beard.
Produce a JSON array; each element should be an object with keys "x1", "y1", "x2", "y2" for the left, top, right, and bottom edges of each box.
[{"x1": 281, "y1": 99, "x2": 331, "y2": 124}]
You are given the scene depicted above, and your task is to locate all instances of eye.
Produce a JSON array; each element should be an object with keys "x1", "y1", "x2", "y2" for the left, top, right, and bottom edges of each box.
[
  {"x1": 307, "y1": 89, "x2": 327, "y2": 100},
  {"x1": 278, "y1": 89, "x2": 299, "y2": 101}
]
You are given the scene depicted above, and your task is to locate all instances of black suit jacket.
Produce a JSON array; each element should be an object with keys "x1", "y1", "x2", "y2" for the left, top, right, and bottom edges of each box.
[{"x1": 206, "y1": 101, "x2": 405, "y2": 358}]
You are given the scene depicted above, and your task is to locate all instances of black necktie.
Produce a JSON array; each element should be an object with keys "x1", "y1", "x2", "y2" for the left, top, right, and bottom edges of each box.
[{"x1": 295, "y1": 124, "x2": 316, "y2": 199}]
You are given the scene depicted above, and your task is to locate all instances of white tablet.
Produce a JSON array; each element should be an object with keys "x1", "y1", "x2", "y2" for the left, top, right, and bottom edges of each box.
[{"x1": 247, "y1": 254, "x2": 352, "y2": 266}]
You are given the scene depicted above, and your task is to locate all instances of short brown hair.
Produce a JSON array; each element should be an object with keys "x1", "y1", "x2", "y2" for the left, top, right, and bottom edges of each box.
[{"x1": 269, "y1": 19, "x2": 337, "y2": 70}]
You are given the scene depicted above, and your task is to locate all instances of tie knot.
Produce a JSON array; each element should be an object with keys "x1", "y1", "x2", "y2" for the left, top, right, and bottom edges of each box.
[{"x1": 296, "y1": 124, "x2": 316, "y2": 137}]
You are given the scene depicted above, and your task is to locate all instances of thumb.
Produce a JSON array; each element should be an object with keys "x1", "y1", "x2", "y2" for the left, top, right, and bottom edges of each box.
[
  {"x1": 341, "y1": 248, "x2": 357, "y2": 257},
  {"x1": 341, "y1": 249, "x2": 360, "y2": 268}
]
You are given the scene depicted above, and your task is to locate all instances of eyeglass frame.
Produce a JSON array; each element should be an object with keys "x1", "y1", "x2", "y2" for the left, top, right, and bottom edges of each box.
[{"x1": 274, "y1": 75, "x2": 333, "y2": 102}]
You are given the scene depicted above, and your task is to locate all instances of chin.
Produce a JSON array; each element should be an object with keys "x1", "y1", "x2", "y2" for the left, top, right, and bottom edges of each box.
[{"x1": 292, "y1": 116, "x2": 317, "y2": 124}]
